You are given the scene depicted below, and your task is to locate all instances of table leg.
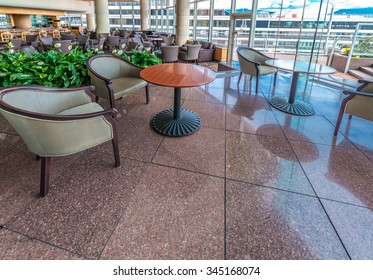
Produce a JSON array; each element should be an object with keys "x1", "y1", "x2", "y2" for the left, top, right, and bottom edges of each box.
[
  {"x1": 269, "y1": 72, "x2": 315, "y2": 116},
  {"x1": 152, "y1": 87, "x2": 201, "y2": 136}
]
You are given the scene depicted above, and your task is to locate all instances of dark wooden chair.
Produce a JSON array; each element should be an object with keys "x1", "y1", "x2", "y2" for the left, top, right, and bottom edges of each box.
[
  {"x1": 86, "y1": 54, "x2": 149, "y2": 108},
  {"x1": 334, "y1": 79, "x2": 373, "y2": 136},
  {"x1": 0, "y1": 86, "x2": 120, "y2": 197}
]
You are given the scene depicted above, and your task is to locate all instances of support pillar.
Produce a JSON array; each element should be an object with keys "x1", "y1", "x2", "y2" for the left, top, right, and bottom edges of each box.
[
  {"x1": 94, "y1": 0, "x2": 109, "y2": 34},
  {"x1": 176, "y1": 0, "x2": 190, "y2": 46},
  {"x1": 12, "y1": 14, "x2": 32, "y2": 28},
  {"x1": 140, "y1": 0, "x2": 149, "y2": 30},
  {"x1": 86, "y1": 1, "x2": 96, "y2": 31}
]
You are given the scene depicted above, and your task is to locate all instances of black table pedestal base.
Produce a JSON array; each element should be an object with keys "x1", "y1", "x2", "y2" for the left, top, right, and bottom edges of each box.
[
  {"x1": 269, "y1": 96, "x2": 315, "y2": 116},
  {"x1": 152, "y1": 108, "x2": 201, "y2": 136}
]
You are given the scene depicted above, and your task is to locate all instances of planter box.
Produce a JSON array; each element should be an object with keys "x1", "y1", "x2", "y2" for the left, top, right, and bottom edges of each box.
[{"x1": 330, "y1": 53, "x2": 373, "y2": 72}]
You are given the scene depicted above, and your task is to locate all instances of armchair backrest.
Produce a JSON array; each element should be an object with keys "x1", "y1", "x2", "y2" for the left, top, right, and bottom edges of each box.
[
  {"x1": 345, "y1": 81, "x2": 373, "y2": 121},
  {"x1": 0, "y1": 86, "x2": 105, "y2": 156},
  {"x1": 237, "y1": 47, "x2": 271, "y2": 76},
  {"x1": 186, "y1": 44, "x2": 201, "y2": 60},
  {"x1": 161, "y1": 36, "x2": 174, "y2": 46},
  {"x1": 160, "y1": 45, "x2": 179, "y2": 63},
  {"x1": 10, "y1": 38, "x2": 22, "y2": 51},
  {"x1": 53, "y1": 40, "x2": 72, "y2": 54},
  {"x1": 107, "y1": 35, "x2": 119, "y2": 47},
  {"x1": 87, "y1": 54, "x2": 142, "y2": 101},
  {"x1": 1, "y1": 31, "x2": 13, "y2": 42}
]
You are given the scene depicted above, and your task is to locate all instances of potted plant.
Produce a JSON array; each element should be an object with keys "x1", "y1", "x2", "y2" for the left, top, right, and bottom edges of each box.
[
  {"x1": 0, "y1": 46, "x2": 101, "y2": 88},
  {"x1": 330, "y1": 37, "x2": 373, "y2": 72},
  {"x1": 112, "y1": 49, "x2": 162, "y2": 68}
]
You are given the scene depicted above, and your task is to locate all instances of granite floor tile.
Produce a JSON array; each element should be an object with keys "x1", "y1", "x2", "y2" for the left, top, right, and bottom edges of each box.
[
  {"x1": 0, "y1": 133, "x2": 24, "y2": 159},
  {"x1": 273, "y1": 112, "x2": 355, "y2": 148},
  {"x1": 226, "y1": 180, "x2": 349, "y2": 260},
  {"x1": 0, "y1": 115, "x2": 17, "y2": 135},
  {"x1": 226, "y1": 91, "x2": 270, "y2": 109},
  {"x1": 185, "y1": 86, "x2": 225, "y2": 104},
  {"x1": 362, "y1": 149, "x2": 373, "y2": 163},
  {"x1": 0, "y1": 147, "x2": 41, "y2": 225},
  {"x1": 226, "y1": 105, "x2": 285, "y2": 137},
  {"x1": 0, "y1": 229, "x2": 82, "y2": 260},
  {"x1": 334, "y1": 117, "x2": 373, "y2": 151},
  {"x1": 226, "y1": 131, "x2": 315, "y2": 195},
  {"x1": 152, "y1": 127, "x2": 225, "y2": 177},
  {"x1": 321, "y1": 199, "x2": 373, "y2": 259},
  {"x1": 291, "y1": 141, "x2": 373, "y2": 208},
  {"x1": 101, "y1": 164, "x2": 225, "y2": 260},
  {"x1": 119, "y1": 89, "x2": 177, "y2": 120},
  {"x1": 5, "y1": 155, "x2": 148, "y2": 259},
  {"x1": 182, "y1": 100, "x2": 225, "y2": 130},
  {"x1": 115, "y1": 115, "x2": 164, "y2": 162},
  {"x1": 0, "y1": 145, "x2": 82, "y2": 225}
]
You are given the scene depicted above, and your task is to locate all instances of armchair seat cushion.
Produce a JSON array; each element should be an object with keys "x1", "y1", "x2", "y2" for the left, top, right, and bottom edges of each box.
[
  {"x1": 57, "y1": 102, "x2": 104, "y2": 115},
  {"x1": 112, "y1": 77, "x2": 147, "y2": 99},
  {"x1": 260, "y1": 65, "x2": 278, "y2": 75}
]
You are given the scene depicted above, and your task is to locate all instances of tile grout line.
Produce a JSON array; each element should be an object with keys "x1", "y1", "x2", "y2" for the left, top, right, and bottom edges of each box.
[
  {"x1": 0, "y1": 226, "x2": 89, "y2": 260},
  {"x1": 284, "y1": 127, "x2": 353, "y2": 260},
  {"x1": 223, "y1": 96, "x2": 227, "y2": 260}
]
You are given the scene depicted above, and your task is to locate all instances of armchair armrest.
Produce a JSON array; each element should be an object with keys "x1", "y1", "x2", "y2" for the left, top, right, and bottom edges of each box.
[{"x1": 343, "y1": 89, "x2": 373, "y2": 98}]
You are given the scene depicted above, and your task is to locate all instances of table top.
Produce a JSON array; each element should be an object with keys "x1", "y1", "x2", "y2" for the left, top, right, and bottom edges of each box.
[
  {"x1": 140, "y1": 63, "x2": 216, "y2": 88},
  {"x1": 265, "y1": 59, "x2": 336, "y2": 75}
]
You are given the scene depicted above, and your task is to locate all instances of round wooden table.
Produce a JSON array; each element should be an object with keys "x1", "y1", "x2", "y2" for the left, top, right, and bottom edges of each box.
[
  {"x1": 140, "y1": 63, "x2": 216, "y2": 136},
  {"x1": 265, "y1": 59, "x2": 336, "y2": 115}
]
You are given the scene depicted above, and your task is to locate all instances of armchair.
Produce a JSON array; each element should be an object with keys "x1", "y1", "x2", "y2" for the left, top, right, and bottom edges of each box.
[
  {"x1": 156, "y1": 45, "x2": 179, "y2": 63},
  {"x1": 0, "y1": 86, "x2": 120, "y2": 197},
  {"x1": 237, "y1": 47, "x2": 278, "y2": 94},
  {"x1": 334, "y1": 79, "x2": 373, "y2": 136},
  {"x1": 86, "y1": 54, "x2": 149, "y2": 108},
  {"x1": 178, "y1": 44, "x2": 201, "y2": 64}
]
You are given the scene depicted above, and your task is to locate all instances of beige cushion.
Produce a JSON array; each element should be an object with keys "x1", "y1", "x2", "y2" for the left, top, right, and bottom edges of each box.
[
  {"x1": 57, "y1": 102, "x2": 104, "y2": 115},
  {"x1": 111, "y1": 77, "x2": 147, "y2": 99}
]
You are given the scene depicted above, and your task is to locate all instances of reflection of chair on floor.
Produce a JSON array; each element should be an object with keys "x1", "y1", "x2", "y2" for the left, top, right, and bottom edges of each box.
[
  {"x1": 0, "y1": 86, "x2": 120, "y2": 197},
  {"x1": 334, "y1": 79, "x2": 373, "y2": 136},
  {"x1": 237, "y1": 47, "x2": 278, "y2": 94},
  {"x1": 87, "y1": 54, "x2": 149, "y2": 108}
]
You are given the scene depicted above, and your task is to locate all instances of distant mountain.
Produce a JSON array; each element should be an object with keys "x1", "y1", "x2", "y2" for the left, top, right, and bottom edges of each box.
[{"x1": 335, "y1": 7, "x2": 373, "y2": 15}]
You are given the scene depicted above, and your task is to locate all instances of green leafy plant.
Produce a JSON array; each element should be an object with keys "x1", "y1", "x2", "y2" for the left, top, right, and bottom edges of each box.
[
  {"x1": 341, "y1": 37, "x2": 373, "y2": 58},
  {"x1": 0, "y1": 48, "x2": 102, "y2": 88},
  {"x1": 128, "y1": 50, "x2": 162, "y2": 67}
]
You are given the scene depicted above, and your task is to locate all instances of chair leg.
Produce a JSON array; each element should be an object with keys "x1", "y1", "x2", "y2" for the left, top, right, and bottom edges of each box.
[
  {"x1": 255, "y1": 74, "x2": 259, "y2": 94},
  {"x1": 334, "y1": 95, "x2": 354, "y2": 136},
  {"x1": 238, "y1": 72, "x2": 243, "y2": 85},
  {"x1": 112, "y1": 138, "x2": 120, "y2": 168},
  {"x1": 40, "y1": 156, "x2": 51, "y2": 197},
  {"x1": 274, "y1": 72, "x2": 278, "y2": 87},
  {"x1": 111, "y1": 122, "x2": 120, "y2": 168},
  {"x1": 145, "y1": 84, "x2": 149, "y2": 104}
]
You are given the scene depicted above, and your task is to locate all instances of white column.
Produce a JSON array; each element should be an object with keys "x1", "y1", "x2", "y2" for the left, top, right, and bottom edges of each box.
[
  {"x1": 140, "y1": 0, "x2": 149, "y2": 30},
  {"x1": 86, "y1": 1, "x2": 96, "y2": 31},
  {"x1": 176, "y1": 0, "x2": 190, "y2": 45},
  {"x1": 94, "y1": 0, "x2": 110, "y2": 34}
]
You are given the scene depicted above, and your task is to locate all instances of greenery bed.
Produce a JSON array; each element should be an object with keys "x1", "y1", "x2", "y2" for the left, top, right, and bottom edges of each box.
[{"x1": 0, "y1": 46, "x2": 161, "y2": 88}]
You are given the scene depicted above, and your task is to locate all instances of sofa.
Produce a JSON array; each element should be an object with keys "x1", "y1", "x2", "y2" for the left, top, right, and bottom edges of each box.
[{"x1": 185, "y1": 40, "x2": 215, "y2": 62}]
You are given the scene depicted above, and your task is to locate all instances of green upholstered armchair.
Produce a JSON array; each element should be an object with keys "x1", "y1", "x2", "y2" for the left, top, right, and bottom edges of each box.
[
  {"x1": 237, "y1": 47, "x2": 278, "y2": 94},
  {"x1": 334, "y1": 79, "x2": 373, "y2": 136},
  {"x1": 0, "y1": 86, "x2": 120, "y2": 197},
  {"x1": 86, "y1": 54, "x2": 149, "y2": 109}
]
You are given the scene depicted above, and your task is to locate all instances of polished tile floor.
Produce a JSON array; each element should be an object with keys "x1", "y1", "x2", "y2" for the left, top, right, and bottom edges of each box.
[{"x1": 1, "y1": 70, "x2": 373, "y2": 260}]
